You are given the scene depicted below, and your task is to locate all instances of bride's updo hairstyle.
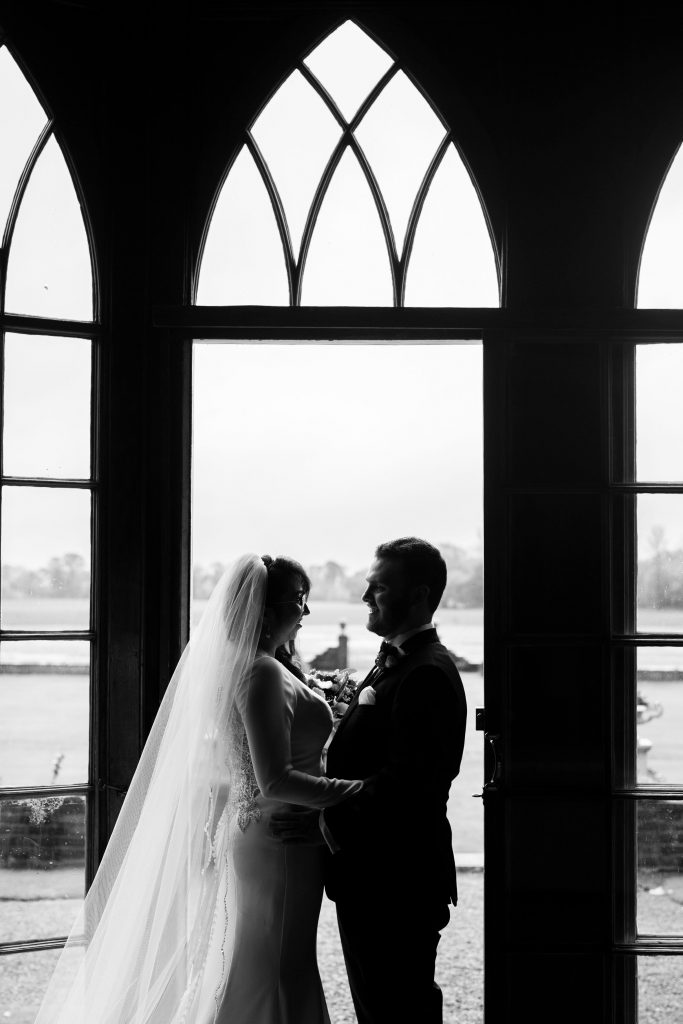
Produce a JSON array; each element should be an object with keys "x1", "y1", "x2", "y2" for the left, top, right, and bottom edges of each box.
[{"x1": 261, "y1": 554, "x2": 311, "y2": 681}]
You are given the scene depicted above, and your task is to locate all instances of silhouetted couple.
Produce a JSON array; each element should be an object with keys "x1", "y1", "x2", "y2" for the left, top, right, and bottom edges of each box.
[{"x1": 36, "y1": 538, "x2": 466, "y2": 1024}]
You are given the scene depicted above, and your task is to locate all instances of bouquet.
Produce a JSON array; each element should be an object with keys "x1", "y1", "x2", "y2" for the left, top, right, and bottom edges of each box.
[{"x1": 306, "y1": 668, "x2": 359, "y2": 720}]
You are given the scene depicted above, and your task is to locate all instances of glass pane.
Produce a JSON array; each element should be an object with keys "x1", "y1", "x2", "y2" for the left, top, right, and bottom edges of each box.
[
  {"x1": 637, "y1": 648, "x2": 683, "y2": 785},
  {"x1": 0, "y1": 46, "x2": 48, "y2": 241},
  {"x1": 0, "y1": 947, "x2": 79, "y2": 1022},
  {"x1": 193, "y1": 340, "x2": 484, "y2": 1011},
  {"x1": 5, "y1": 136, "x2": 93, "y2": 321},
  {"x1": 304, "y1": 20, "x2": 393, "y2": 123},
  {"x1": 355, "y1": 71, "x2": 446, "y2": 256},
  {"x1": 0, "y1": 795, "x2": 85, "y2": 945},
  {"x1": 637, "y1": 344, "x2": 683, "y2": 481},
  {"x1": 638, "y1": 143, "x2": 683, "y2": 308},
  {"x1": 193, "y1": 340, "x2": 483, "y2": 815},
  {"x1": 637, "y1": 494, "x2": 683, "y2": 630},
  {"x1": 405, "y1": 143, "x2": 499, "y2": 307},
  {"x1": 1, "y1": 487, "x2": 91, "y2": 630},
  {"x1": 251, "y1": 70, "x2": 342, "y2": 262},
  {"x1": 300, "y1": 148, "x2": 393, "y2": 305},
  {"x1": 3, "y1": 334, "x2": 91, "y2": 478},
  {"x1": 638, "y1": 801, "x2": 683, "y2": 937},
  {"x1": 0, "y1": 641, "x2": 89, "y2": 788},
  {"x1": 638, "y1": 955, "x2": 683, "y2": 1022},
  {"x1": 196, "y1": 146, "x2": 289, "y2": 305}
]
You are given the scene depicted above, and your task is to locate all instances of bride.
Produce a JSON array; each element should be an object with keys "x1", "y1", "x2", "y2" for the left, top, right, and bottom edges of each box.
[{"x1": 35, "y1": 553, "x2": 362, "y2": 1024}]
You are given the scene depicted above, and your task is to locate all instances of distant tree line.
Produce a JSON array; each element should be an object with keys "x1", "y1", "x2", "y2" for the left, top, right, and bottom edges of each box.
[
  {"x1": 1, "y1": 554, "x2": 90, "y2": 599},
  {"x1": 5, "y1": 529, "x2": 679, "y2": 609},
  {"x1": 638, "y1": 526, "x2": 683, "y2": 608},
  {"x1": 193, "y1": 542, "x2": 484, "y2": 608}
]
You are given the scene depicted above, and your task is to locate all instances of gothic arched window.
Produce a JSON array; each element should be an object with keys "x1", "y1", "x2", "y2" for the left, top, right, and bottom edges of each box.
[
  {"x1": 196, "y1": 20, "x2": 499, "y2": 308},
  {"x1": 637, "y1": 143, "x2": 683, "y2": 308},
  {"x1": 626, "y1": 128, "x2": 683, "y2": 1024},
  {"x1": 190, "y1": 31, "x2": 493, "y2": 1016},
  {"x1": 0, "y1": 39, "x2": 97, "y2": 978}
]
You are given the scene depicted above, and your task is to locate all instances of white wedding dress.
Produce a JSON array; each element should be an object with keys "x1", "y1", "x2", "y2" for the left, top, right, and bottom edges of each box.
[
  {"x1": 209, "y1": 656, "x2": 358, "y2": 1024},
  {"x1": 34, "y1": 557, "x2": 360, "y2": 1024}
]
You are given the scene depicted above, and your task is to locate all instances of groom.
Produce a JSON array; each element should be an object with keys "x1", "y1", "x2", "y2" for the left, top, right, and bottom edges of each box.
[{"x1": 322, "y1": 537, "x2": 467, "y2": 1024}]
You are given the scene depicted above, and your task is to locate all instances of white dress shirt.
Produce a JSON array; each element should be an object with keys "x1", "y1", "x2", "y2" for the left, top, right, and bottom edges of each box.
[{"x1": 386, "y1": 621, "x2": 436, "y2": 653}]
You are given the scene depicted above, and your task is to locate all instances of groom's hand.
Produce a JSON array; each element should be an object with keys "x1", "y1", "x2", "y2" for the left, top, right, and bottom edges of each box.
[{"x1": 269, "y1": 807, "x2": 323, "y2": 845}]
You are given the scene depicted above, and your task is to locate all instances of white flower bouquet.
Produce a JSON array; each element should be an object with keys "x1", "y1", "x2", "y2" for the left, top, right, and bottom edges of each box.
[{"x1": 306, "y1": 668, "x2": 359, "y2": 719}]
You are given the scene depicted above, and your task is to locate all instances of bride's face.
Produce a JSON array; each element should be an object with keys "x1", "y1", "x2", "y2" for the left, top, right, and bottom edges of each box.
[{"x1": 268, "y1": 578, "x2": 310, "y2": 647}]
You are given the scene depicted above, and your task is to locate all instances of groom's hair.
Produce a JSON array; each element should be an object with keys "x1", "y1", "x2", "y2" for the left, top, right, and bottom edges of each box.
[{"x1": 375, "y1": 537, "x2": 447, "y2": 614}]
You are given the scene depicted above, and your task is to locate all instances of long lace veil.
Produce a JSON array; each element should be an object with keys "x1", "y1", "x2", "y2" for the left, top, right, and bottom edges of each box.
[{"x1": 35, "y1": 554, "x2": 267, "y2": 1024}]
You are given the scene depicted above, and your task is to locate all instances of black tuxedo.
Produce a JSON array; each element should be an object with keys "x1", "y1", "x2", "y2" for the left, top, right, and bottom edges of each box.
[{"x1": 323, "y1": 628, "x2": 467, "y2": 1024}]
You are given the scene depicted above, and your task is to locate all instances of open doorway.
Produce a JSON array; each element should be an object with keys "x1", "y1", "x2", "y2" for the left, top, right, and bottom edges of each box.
[{"x1": 192, "y1": 340, "x2": 484, "y2": 1021}]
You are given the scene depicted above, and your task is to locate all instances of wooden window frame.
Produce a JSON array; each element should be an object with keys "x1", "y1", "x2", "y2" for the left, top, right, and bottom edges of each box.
[
  {"x1": 0, "y1": 38, "x2": 101, "y2": 958},
  {"x1": 609, "y1": 335, "x2": 683, "y2": 1021}
]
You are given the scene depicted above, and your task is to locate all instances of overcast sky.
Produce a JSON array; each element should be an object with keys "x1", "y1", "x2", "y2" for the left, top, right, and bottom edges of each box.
[{"x1": 192, "y1": 343, "x2": 483, "y2": 572}]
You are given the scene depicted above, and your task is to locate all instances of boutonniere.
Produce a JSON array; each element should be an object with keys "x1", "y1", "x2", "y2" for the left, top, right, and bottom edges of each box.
[
  {"x1": 383, "y1": 650, "x2": 403, "y2": 670},
  {"x1": 358, "y1": 685, "x2": 376, "y2": 706}
]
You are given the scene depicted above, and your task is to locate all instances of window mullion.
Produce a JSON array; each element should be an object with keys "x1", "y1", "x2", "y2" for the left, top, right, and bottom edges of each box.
[
  {"x1": 0, "y1": 631, "x2": 95, "y2": 640},
  {"x1": 0, "y1": 783, "x2": 91, "y2": 799},
  {"x1": 1, "y1": 120, "x2": 52, "y2": 253},
  {"x1": 348, "y1": 134, "x2": 399, "y2": 305},
  {"x1": 0, "y1": 315, "x2": 101, "y2": 337},
  {"x1": 293, "y1": 136, "x2": 348, "y2": 306},
  {"x1": 0, "y1": 936, "x2": 72, "y2": 957},
  {"x1": 399, "y1": 133, "x2": 450, "y2": 306},
  {"x1": 1, "y1": 477, "x2": 95, "y2": 489},
  {"x1": 245, "y1": 134, "x2": 296, "y2": 304}
]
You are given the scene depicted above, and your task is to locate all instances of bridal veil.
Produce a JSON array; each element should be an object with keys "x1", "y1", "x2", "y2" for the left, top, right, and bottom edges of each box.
[{"x1": 35, "y1": 554, "x2": 267, "y2": 1024}]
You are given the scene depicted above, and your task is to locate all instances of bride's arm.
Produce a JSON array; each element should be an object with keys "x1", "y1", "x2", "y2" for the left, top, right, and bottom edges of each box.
[{"x1": 241, "y1": 657, "x2": 362, "y2": 808}]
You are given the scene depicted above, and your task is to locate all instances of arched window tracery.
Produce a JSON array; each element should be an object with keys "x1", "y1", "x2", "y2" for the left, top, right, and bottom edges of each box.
[
  {"x1": 637, "y1": 142, "x2": 683, "y2": 309},
  {"x1": 196, "y1": 20, "x2": 499, "y2": 308},
  {"x1": 0, "y1": 46, "x2": 94, "y2": 321}
]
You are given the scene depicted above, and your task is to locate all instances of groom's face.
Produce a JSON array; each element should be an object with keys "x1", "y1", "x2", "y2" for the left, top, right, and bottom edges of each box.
[{"x1": 362, "y1": 557, "x2": 413, "y2": 638}]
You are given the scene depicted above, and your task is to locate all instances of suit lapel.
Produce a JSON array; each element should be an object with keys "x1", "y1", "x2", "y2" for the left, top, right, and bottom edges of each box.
[
  {"x1": 331, "y1": 629, "x2": 441, "y2": 743},
  {"x1": 373, "y1": 628, "x2": 440, "y2": 690}
]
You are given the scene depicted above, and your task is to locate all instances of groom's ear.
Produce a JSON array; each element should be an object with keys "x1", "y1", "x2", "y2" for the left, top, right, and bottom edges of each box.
[{"x1": 411, "y1": 583, "x2": 430, "y2": 608}]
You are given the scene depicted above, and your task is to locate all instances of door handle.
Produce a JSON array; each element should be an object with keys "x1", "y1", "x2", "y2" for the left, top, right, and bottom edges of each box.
[
  {"x1": 484, "y1": 732, "x2": 502, "y2": 788},
  {"x1": 472, "y1": 730, "x2": 503, "y2": 798}
]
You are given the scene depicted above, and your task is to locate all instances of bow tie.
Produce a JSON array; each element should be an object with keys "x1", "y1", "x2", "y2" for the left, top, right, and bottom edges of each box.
[{"x1": 374, "y1": 641, "x2": 402, "y2": 670}]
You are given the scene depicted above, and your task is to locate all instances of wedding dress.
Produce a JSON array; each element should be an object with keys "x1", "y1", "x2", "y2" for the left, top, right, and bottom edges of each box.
[
  {"x1": 211, "y1": 657, "x2": 357, "y2": 1023},
  {"x1": 34, "y1": 555, "x2": 360, "y2": 1024}
]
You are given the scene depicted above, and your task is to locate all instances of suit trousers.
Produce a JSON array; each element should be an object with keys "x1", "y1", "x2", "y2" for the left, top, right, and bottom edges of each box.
[{"x1": 335, "y1": 890, "x2": 450, "y2": 1024}]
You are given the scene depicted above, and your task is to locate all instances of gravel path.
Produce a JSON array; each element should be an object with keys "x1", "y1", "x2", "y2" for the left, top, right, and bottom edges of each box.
[
  {"x1": 317, "y1": 870, "x2": 484, "y2": 1024},
  {"x1": 637, "y1": 872, "x2": 683, "y2": 1024},
  {"x1": 0, "y1": 871, "x2": 484, "y2": 1023},
  {"x1": 4, "y1": 872, "x2": 681, "y2": 1023}
]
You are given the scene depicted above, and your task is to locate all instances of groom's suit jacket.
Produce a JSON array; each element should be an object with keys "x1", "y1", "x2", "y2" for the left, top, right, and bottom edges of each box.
[{"x1": 323, "y1": 628, "x2": 467, "y2": 908}]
